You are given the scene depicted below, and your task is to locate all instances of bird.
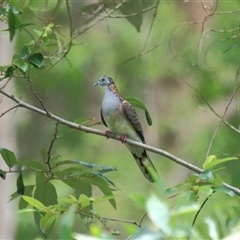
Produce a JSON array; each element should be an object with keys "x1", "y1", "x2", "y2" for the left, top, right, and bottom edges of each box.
[{"x1": 93, "y1": 76, "x2": 157, "y2": 182}]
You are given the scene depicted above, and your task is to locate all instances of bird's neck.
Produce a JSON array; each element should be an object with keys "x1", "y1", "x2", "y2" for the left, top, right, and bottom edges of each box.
[{"x1": 104, "y1": 83, "x2": 124, "y2": 100}]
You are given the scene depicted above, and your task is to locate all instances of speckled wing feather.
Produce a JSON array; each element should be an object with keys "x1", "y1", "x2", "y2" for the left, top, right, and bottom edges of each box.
[
  {"x1": 121, "y1": 100, "x2": 145, "y2": 143},
  {"x1": 122, "y1": 99, "x2": 156, "y2": 182}
]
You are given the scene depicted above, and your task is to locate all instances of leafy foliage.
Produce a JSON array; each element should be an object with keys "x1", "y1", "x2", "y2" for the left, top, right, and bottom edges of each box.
[{"x1": 1, "y1": 0, "x2": 240, "y2": 239}]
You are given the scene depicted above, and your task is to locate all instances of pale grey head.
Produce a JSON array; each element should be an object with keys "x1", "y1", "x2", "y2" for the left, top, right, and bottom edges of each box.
[{"x1": 93, "y1": 76, "x2": 114, "y2": 87}]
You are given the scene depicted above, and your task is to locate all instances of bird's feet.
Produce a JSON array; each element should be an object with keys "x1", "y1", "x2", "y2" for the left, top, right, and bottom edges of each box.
[
  {"x1": 119, "y1": 135, "x2": 127, "y2": 143},
  {"x1": 105, "y1": 130, "x2": 112, "y2": 139}
]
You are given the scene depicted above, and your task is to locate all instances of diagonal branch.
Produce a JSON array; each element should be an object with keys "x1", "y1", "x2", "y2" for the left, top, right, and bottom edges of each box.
[{"x1": 0, "y1": 88, "x2": 240, "y2": 196}]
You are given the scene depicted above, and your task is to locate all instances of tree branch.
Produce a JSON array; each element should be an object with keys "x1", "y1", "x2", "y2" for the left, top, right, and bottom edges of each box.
[{"x1": 0, "y1": 88, "x2": 240, "y2": 196}]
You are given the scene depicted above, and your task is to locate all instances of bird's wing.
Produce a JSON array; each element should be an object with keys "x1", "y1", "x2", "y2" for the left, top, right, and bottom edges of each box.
[
  {"x1": 100, "y1": 108, "x2": 108, "y2": 127},
  {"x1": 121, "y1": 100, "x2": 145, "y2": 143}
]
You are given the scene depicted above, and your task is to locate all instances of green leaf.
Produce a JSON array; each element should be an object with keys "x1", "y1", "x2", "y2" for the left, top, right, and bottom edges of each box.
[
  {"x1": 40, "y1": 213, "x2": 58, "y2": 234},
  {"x1": 0, "y1": 169, "x2": 6, "y2": 180},
  {"x1": 126, "y1": 97, "x2": 152, "y2": 126},
  {"x1": 20, "y1": 45, "x2": 31, "y2": 59},
  {"x1": 73, "y1": 159, "x2": 117, "y2": 172},
  {"x1": 34, "y1": 181, "x2": 58, "y2": 236},
  {"x1": 17, "y1": 172, "x2": 25, "y2": 195},
  {"x1": 212, "y1": 186, "x2": 235, "y2": 197},
  {"x1": 0, "y1": 148, "x2": 17, "y2": 168},
  {"x1": 34, "y1": 181, "x2": 58, "y2": 207},
  {"x1": 28, "y1": 53, "x2": 45, "y2": 69},
  {"x1": 203, "y1": 155, "x2": 238, "y2": 170},
  {"x1": 8, "y1": 7, "x2": 18, "y2": 41},
  {"x1": 198, "y1": 170, "x2": 214, "y2": 181},
  {"x1": 4, "y1": 66, "x2": 15, "y2": 79},
  {"x1": 119, "y1": 1, "x2": 143, "y2": 32},
  {"x1": 16, "y1": 160, "x2": 48, "y2": 171},
  {"x1": 88, "y1": 178, "x2": 117, "y2": 209},
  {"x1": 22, "y1": 196, "x2": 46, "y2": 210},
  {"x1": 18, "y1": 185, "x2": 35, "y2": 209},
  {"x1": 79, "y1": 194, "x2": 92, "y2": 209}
]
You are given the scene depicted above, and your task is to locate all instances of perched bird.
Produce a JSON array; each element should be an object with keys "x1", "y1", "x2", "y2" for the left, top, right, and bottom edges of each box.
[{"x1": 93, "y1": 76, "x2": 157, "y2": 182}]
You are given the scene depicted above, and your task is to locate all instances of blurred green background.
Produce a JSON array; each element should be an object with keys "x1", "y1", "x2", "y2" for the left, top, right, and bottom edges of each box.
[{"x1": 1, "y1": 0, "x2": 240, "y2": 238}]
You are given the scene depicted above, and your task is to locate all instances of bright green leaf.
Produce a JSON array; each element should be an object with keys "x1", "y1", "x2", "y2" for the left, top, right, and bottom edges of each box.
[
  {"x1": 40, "y1": 213, "x2": 58, "y2": 234},
  {"x1": 203, "y1": 156, "x2": 238, "y2": 170},
  {"x1": 0, "y1": 148, "x2": 17, "y2": 168},
  {"x1": 22, "y1": 196, "x2": 46, "y2": 210}
]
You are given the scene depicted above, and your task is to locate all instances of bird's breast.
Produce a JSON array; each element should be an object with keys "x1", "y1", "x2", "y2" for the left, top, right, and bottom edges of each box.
[{"x1": 101, "y1": 92, "x2": 141, "y2": 142}]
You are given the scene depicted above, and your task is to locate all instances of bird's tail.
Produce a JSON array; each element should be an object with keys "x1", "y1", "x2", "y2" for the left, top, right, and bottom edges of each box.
[{"x1": 126, "y1": 144, "x2": 157, "y2": 182}]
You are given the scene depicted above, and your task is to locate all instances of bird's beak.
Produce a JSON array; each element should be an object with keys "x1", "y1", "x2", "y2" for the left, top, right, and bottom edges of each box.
[{"x1": 93, "y1": 81, "x2": 99, "y2": 87}]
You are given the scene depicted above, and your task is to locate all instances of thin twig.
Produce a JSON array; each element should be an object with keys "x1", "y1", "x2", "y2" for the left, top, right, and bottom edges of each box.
[
  {"x1": 1, "y1": 88, "x2": 240, "y2": 196},
  {"x1": 26, "y1": 75, "x2": 50, "y2": 113},
  {"x1": 141, "y1": 0, "x2": 160, "y2": 53},
  {"x1": 0, "y1": 105, "x2": 19, "y2": 118}
]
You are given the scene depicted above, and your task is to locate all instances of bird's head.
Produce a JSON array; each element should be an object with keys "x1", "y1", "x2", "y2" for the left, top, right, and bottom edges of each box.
[{"x1": 93, "y1": 76, "x2": 114, "y2": 87}]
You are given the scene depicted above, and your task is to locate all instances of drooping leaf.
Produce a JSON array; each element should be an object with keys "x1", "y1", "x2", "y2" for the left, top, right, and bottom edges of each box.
[
  {"x1": 17, "y1": 172, "x2": 25, "y2": 195},
  {"x1": 0, "y1": 169, "x2": 6, "y2": 180},
  {"x1": 119, "y1": 1, "x2": 143, "y2": 32},
  {"x1": 126, "y1": 97, "x2": 152, "y2": 126},
  {"x1": 0, "y1": 148, "x2": 17, "y2": 168}
]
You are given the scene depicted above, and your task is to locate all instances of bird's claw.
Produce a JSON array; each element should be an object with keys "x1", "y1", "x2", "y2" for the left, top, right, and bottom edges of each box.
[
  {"x1": 105, "y1": 130, "x2": 112, "y2": 139},
  {"x1": 119, "y1": 135, "x2": 127, "y2": 143}
]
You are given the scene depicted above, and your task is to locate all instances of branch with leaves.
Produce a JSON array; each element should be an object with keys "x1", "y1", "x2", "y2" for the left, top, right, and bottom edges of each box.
[{"x1": 1, "y1": 88, "x2": 240, "y2": 197}]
